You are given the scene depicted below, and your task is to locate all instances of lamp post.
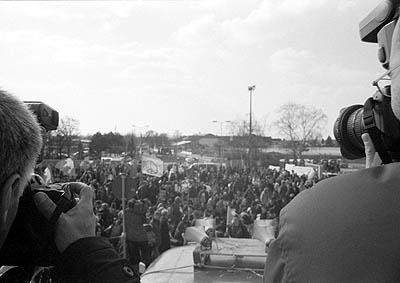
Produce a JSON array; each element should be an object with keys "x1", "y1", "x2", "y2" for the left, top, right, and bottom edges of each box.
[{"x1": 248, "y1": 85, "x2": 256, "y2": 167}]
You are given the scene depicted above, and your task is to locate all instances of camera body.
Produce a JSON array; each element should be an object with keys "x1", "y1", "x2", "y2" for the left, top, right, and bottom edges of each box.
[
  {"x1": 0, "y1": 175, "x2": 76, "y2": 266},
  {"x1": 334, "y1": 0, "x2": 400, "y2": 161},
  {"x1": 24, "y1": 101, "x2": 59, "y2": 131}
]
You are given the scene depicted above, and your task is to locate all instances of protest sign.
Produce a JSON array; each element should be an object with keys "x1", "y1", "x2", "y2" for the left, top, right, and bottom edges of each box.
[{"x1": 142, "y1": 155, "x2": 163, "y2": 177}]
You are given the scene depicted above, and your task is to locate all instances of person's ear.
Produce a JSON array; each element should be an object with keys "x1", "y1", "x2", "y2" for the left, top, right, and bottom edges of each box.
[{"x1": 0, "y1": 174, "x2": 22, "y2": 228}]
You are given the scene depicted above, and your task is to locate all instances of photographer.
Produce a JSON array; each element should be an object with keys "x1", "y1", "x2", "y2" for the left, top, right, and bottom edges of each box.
[
  {"x1": 0, "y1": 90, "x2": 140, "y2": 283},
  {"x1": 264, "y1": 5, "x2": 400, "y2": 283}
]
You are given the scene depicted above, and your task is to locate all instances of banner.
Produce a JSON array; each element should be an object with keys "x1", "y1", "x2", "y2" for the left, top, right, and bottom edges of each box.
[
  {"x1": 305, "y1": 162, "x2": 322, "y2": 179},
  {"x1": 268, "y1": 165, "x2": 280, "y2": 171},
  {"x1": 285, "y1": 164, "x2": 313, "y2": 176},
  {"x1": 142, "y1": 155, "x2": 164, "y2": 177}
]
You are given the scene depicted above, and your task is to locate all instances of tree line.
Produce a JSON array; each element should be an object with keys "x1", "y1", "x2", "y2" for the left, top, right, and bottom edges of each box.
[{"x1": 41, "y1": 102, "x2": 330, "y2": 160}]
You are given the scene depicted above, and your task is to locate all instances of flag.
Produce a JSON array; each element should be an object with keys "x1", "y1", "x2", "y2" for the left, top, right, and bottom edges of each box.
[
  {"x1": 195, "y1": 218, "x2": 216, "y2": 231},
  {"x1": 307, "y1": 169, "x2": 316, "y2": 182},
  {"x1": 55, "y1": 158, "x2": 75, "y2": 176},
  {"x1": 141, "y1": 155, "x2": 163, "y2": 177},
  {"x1": 252, "y1": 219, "x2": 276, "y2": 244},
  {"x1": 43, "y1": 166, "x2": 53, "y2": 185},
  {"x1": 226, "y1": 206, "x2": 236, "y2": 227}
]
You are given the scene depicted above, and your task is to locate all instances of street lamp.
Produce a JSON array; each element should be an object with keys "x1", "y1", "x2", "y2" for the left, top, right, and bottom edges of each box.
[{"x1": 248, "y1": 85, "x2": 256, "y2": 167}]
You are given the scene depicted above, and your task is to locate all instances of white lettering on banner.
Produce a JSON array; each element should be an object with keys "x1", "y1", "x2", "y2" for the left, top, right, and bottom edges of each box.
[{"x1": 142, "y1": 155, "x2": 164, "y2": 177}]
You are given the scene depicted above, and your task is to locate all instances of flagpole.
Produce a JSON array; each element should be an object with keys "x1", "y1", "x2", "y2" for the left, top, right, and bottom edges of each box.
[{"x1": 121, "y1": 173, "x2": 127, "y2": 259}]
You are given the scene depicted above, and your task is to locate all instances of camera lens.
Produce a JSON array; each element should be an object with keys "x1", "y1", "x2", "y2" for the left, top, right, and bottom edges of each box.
[{"x1": 333, "y1": 104, "x2": 365, "y2": 159}]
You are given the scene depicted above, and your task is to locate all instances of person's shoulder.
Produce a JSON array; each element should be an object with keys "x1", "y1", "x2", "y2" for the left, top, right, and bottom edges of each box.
[
  {"x1": 312, "y1": 163, "x2": 400, "y2": 191},
  {"x1": 281, "y1": 163, "x2": 400, "y2": 218}
]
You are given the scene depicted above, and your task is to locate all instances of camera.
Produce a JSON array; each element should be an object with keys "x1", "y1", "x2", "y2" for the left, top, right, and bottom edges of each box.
[
  {"x1": 0, "y1": 175, "x2": 76, "y2": 266},
  {"x1": 24, "y1": 101, "x2": 59, "y2": 131},
  {"x1": 334, "y1": 0, "x2": 400, "y2": 162}
]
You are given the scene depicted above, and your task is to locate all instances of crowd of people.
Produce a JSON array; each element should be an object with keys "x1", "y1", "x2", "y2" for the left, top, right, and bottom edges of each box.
[{"x1": 38, "y1": 160, "x2": 319, "y2": 272}]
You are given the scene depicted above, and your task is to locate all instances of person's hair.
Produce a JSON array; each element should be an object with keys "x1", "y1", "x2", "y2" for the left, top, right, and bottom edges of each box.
[
  {"x1": 127, "y1": 199, "x2": 135, "y2": 209},
  {"x1": 0, "y1": 90, "x2": 42, "y2": 187}
]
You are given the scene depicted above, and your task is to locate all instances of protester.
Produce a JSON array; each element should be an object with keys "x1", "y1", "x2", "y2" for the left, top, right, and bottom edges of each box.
[
  {"x1": 149, "y1": 210, "x2": 161, "y2": 260},
  {"x1": 125, "y1": 199, "x2": 151, "y2": 273},
  {"x1": 159, "y1": 208, "x2": 171, "y2": 254},
  {"x1": 39, "y1": 136, "x2": 329, "y2": 278},
  {"x1": 226, "y1": 214, "x2": 250, "y2": 238},
  {"x1": 173, "y1": 214, "x2": 190, "y2": 246}
]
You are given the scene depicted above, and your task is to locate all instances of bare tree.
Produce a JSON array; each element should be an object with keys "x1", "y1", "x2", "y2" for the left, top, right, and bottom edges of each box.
[
  {"x1": 171, "y1": 130, "x2": 183, "y2": 140},
  {"x1": 274, "y1": 103, "x2": 327, "y2": 158},
  {"x1": 56, "y1": 116, "x2": 80, "y2": 157},
  {"x1": 226, "y1": 118, "x2": 267, "y2": 165},
  {"x1": 228, "y1": 118, "x2": 265, "y2": 137}
]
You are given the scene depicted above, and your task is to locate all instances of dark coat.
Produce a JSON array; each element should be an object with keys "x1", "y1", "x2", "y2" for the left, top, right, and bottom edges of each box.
[
  {"x1": 159, "y1": 216, "x2": 170, "y2": 253},
  {"x1": 125, "y1": 207, "x2": 148, "y2": 242},
  {"x1": 0, "y1": 237, "x2": 140, "y2": 283},
  {"x1": 57, "y1": 237, "x2": 140, "y2": 283},
  {"x1": 265, "y1": 163, "x2": 400, "y2": 283}
]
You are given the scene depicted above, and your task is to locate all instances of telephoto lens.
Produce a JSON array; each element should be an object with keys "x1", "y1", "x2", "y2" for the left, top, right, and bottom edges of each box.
[{"x1": 333, "y1": 105, "x2": 366, "y2": 159}]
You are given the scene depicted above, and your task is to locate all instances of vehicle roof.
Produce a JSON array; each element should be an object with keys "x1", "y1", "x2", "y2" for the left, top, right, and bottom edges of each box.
[{"x1": 141, "y1": 239, "x2": 265, "y2": 283}]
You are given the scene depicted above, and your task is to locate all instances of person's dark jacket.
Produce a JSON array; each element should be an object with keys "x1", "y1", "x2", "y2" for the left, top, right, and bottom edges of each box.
[
  {"x1": 264, "y1": 163, "x2": 400, "y2": 283},
  {"x1": 227, "y1": 222, "x2": 250, "y2": 238},
  {"x1": 57, "y1": 237, "x2": 140, "y2": 283},
  {"x1": 173, "y1": 220, "x2": 188, "y2": 246},
  {"x1": 125, "y1": 204, "x2": 148, "y2": 242},
  {"x1": 159, "y1": 216, "x2": 170, "y2": 253},
  {"x1": 150, "y1": 218, "x2": 161, "y2": 247},
  {"x1": 0, "y1": 237, "x2": 140, "y2": 283}
]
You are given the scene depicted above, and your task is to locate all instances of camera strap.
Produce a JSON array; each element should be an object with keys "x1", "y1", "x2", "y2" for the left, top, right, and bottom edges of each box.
[{"x1": 363, "y1": 97, "x2": 393, "y2": 164}]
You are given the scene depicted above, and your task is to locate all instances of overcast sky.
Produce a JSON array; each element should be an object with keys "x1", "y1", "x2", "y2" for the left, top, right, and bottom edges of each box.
[{"x1": 0, "y1": 0, "x2": 385, "y2": 138}]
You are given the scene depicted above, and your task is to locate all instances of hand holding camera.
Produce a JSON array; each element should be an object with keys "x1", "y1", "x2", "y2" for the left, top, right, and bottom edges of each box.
[
  {"x1": 334, "y1": 0, "x2": 400, "y2": 164},
  {"x1": 0, "y1": 176, "x2": 96, "y2": 266},
  {"x1": 362, "y1": 133, "x2": 383, "y2": 168},
  {"x1": 34, "y1": 182, "x2": 96, "y2": 253}
]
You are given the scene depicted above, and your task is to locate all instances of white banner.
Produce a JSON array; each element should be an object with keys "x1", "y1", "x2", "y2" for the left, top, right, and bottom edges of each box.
[
  {"x1": 285, "y1": 164, "x2": 295, "y2": 172},
  {"x1": 268, "y1": 165, "x2": 280, "y2": 171},
  {"x1": 285, "y1": 164, "x2": 314, "y2": 177},
  {"x1": 141, "y1": 155, "x2": 164, "y2": 177},
  {"x1": 305, "y1": 162, "x2": 322, "y2": 179}
]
